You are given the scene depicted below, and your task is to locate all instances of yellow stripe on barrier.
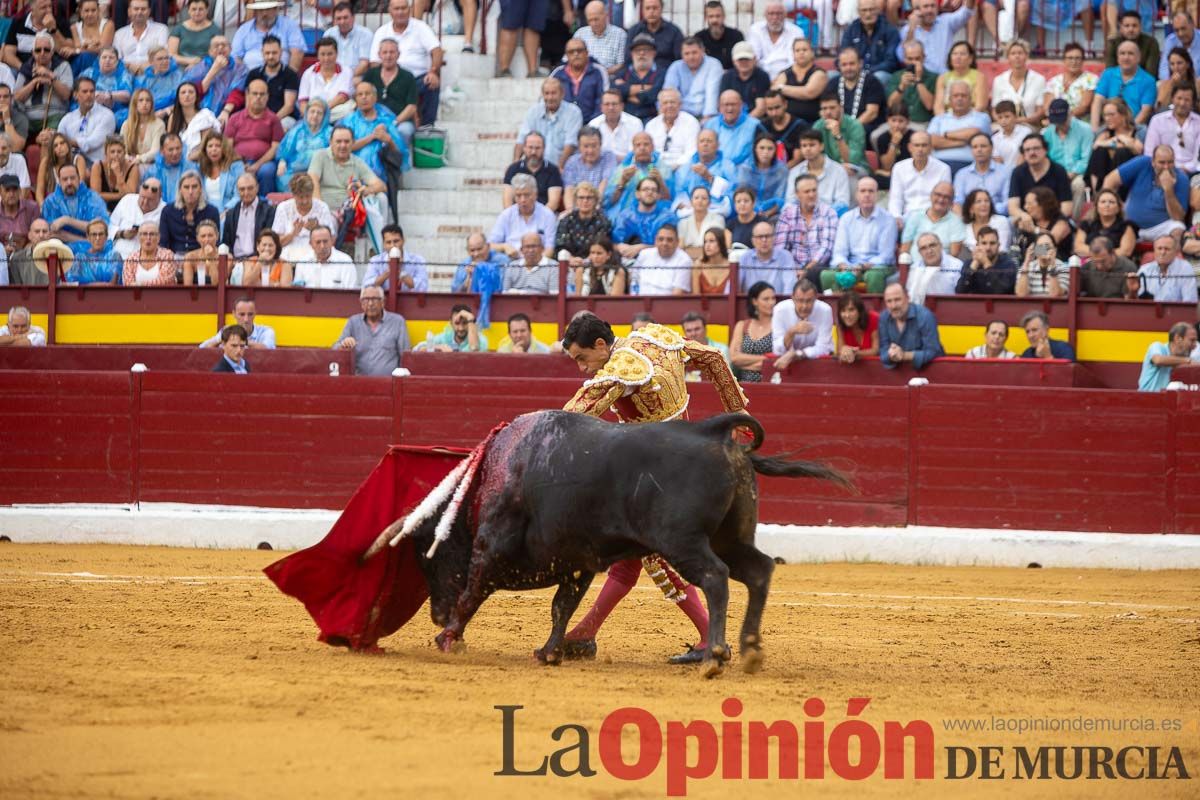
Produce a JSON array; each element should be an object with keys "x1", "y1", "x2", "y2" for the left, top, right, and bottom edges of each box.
[
  {"x1": 33, "y1": 313, "x2": 1168, "y2": 364},
  {"x1": 56, "y1": 314, "x2": 216, "y2": 344}
]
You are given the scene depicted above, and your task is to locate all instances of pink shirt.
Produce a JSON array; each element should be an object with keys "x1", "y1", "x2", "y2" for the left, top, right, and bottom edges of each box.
[{"x1": 224, "y1": 109, "x2": 284, "y2": 163}]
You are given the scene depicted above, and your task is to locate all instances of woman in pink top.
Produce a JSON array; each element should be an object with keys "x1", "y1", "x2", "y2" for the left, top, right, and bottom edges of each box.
[{"x1": 122, "y1": 221, "x2": 178, "y2": 286}]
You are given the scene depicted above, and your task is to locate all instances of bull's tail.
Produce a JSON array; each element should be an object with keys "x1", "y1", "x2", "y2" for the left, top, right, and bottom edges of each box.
[
  {"x1": 696, "y1": 413, "x2": 853, "y2": 490},
  {"x1": 749, "y1": 452, "x2": 853, "y2": 490},
  {"x1": 695, "y1": 412, "x2": 765, "y2": 450}
]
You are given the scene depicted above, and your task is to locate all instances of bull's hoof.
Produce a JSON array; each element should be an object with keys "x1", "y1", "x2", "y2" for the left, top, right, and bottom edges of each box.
[
  {"x1": 711, "y1": 643, "x2": 731, "y2": 662},
  {"x1": 700, "y1": 658, "x2": 724, "y2": 679},
  {"x1": 560, "y1": 638, "x2": 597, "y2": 660},
  {"x1": 741, "y1": 648, "x2": 764, "y2": 675},
  {"x1": 435, "y1": 631, "x2": 466, "y2": 654},
  {"x1": 667, "y1": 646, "x2": 706, "y2": 665},
  {"x1": 533, "y1": 647, "x2": 563, "y2": 666}
]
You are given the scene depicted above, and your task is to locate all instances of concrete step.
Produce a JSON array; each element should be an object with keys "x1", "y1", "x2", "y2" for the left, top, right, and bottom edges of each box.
[
  {"x1": 398, "y1": 211, "x2": 495, "y2": 239},
  {"x1": 446, "y1": 140, "x2": 523, "y2": 167},
  {"x1": 406, "y1": 235, "x2": 469, "y2": 259},
  {"x1": 453, "y1": 77, "x2": 544, "y2": 102},
  {"x1": 403, "y1": 166, "x2": 506, "y2": 190},
  {"x1": 404, "y1": 190, "x2": 506, "y2": 215},
  {"x1": 437, "y1": 122, "x2": 522, "y2": 142},
  {"x1": 439, "y1": 98, "x2": 530, "y2": 124}
]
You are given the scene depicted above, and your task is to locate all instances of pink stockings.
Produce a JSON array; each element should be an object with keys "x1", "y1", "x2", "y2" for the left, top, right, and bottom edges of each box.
[{"x1": 565, "y1": 557, "x2": 708, "y2": 646}]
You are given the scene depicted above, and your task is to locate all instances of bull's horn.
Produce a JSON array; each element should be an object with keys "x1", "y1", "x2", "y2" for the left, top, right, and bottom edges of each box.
[{"x1": 362, "y1": 518, "x2": 405, "y2": 561}]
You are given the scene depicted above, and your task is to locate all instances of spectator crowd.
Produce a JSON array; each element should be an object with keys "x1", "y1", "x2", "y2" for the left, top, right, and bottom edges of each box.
[{"x1": 0, "y1": 0, "x2": 1197, "y2": 384}]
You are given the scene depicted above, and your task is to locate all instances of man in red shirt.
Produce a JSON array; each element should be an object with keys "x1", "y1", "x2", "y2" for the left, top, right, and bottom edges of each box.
[{"x1": 224, "y1": 78, "x2": 285, "y2": 196}]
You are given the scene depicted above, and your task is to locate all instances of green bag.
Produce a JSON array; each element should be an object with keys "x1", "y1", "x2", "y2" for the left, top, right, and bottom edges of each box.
[{"x1": 413, "y1": 126, "x2": 448, "y2": 169}]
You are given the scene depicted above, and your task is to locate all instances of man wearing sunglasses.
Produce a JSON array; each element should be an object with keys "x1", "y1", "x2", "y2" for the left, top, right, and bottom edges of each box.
[
  {"x1": 12, "y1": 32, "x2": 72, "y2": 135},
  {"x1": 108, "y1": 179, "x2": 166, "y2": 260}
]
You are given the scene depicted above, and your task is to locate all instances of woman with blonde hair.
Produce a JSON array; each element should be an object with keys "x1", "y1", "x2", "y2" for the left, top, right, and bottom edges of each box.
[
  {"x1": 191, "y1": 129, "x2": 245, "y2": 211},
  {"x1": 121, "y1": 88, "x2": 166, "y2": 166},
  {"x1": 160, "y1": 170, "x2": 221, "y2": 255},
  {"x1": 990, "y1": 40, "x2": 1047, "y2": 126}
]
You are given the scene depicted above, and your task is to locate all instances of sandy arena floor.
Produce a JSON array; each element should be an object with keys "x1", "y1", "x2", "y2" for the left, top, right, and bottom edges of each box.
[{"x1": 0, "y1": 544, "x2": 1197, "y2": 799}]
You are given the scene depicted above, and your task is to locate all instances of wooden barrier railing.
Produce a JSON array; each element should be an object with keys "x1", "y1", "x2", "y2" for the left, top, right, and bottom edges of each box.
[
  {"x1": 1, "y1": 370, "x2": 1197, "y2": 534},
  {"x1": 5, "y1": 256, "x2": 1195, "y2": 361}
]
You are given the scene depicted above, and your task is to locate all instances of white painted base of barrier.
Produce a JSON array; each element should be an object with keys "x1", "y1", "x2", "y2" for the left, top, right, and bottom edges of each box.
[
  {"x1": 1, "y1": 504, "x2": 1198, "y2": 570},
  {"x1": 756, "y1": 525, "x2": 1200, "y2": 570},
  {"x1": 0, "y1": 503, "x2": 339, "y2": 551}
]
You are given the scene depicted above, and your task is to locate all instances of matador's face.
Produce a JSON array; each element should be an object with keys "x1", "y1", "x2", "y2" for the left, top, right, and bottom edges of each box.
[{"x1": 566, "y1": 339, "x2": 611, "y2": 375}]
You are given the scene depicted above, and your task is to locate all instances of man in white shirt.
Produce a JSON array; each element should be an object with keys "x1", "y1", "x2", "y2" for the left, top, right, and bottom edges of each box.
[
  {"x1": 886, "y1": 130, "x2": 950, "y2": 226},
  {"x1": 294, "y1": 225, "x2": 358, "y2": 289},
  {"x1": 588, "y1": 89, "x2": 643, "y2": 159},
  {"x1": 108, "y1": 178, "x2": 166, "y2": 260},
  {"x1": 747, "y1": 2, "x2": 805, "y2": 80},
  {"x1": 771, "y1": 277, "x2": 833, "y2": 368},
  {"x1": 323, "y1": 1, "x2": 372, "y2": 78},
  {"x1": 369, "y1": 0, "x2": 444, "y2": 125},
  {"x1": 0, "y1": 304, "x2": 45, "y2": 346},
  {"x1": 113, "y1": 0, "x2": 169, "y2": 75},
  {"x1": 1136, "y1": 236, "x2": 1200, "y2": 303},
  {"x1": 906, "y1": 232, "x2": 963, "y2": 304},
  {"x1": 56, "y1": 78, "x2": 116, "y2": 164},
  {"x1": 633, "y1": 224, "x2": 692, "y2": 294},
  {"x1": 645, "y1": 88, "x2": 700, "y2": 169},
  {"x1": 0, "y1": 139, "x2": 30, "y2": 190}
]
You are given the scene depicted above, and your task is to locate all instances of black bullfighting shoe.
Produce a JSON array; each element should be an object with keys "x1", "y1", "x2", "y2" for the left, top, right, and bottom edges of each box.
[
  {"x1": 667, "y1": 646, "x2": 707, "y2": 665},
  {"x1": 560, "y1": 638, "x2": 597, "y2": 660}
]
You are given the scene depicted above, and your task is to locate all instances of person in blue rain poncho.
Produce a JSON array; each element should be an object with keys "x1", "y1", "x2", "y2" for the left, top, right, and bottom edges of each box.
[
  {"x1": 135, "y1": 47, "x2": 186, "y2": 115},
  {"x1": 182, "y1": 35, "x2": 248, "y2": 122},
  {"x1": 277, "y1": 98, "x2": 332, "y2": 189},
  {"x1": 67, "y1": 220, "x2": 123, "y2": 284},
  {"x1": 83, "y1": 48, "x2": 134, "y2": 128},
  {"x1": 735, "y1": 133, "x2": 789, "y2": 217}
]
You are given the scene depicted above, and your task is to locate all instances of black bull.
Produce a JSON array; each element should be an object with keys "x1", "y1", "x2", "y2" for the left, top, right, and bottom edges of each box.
[{"x1": 371, "y1": 410, "x2": 845, "y2": 676}]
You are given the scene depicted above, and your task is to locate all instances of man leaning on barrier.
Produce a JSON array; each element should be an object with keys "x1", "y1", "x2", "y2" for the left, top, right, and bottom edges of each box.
[{"x1": 334, "y1": 285, "x2": 410, "y2": 376}]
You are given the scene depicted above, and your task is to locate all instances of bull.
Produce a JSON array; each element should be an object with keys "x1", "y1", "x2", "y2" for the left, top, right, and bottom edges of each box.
[{"x1": 365, "y1": 410, "x2": 846, "y2": 677}]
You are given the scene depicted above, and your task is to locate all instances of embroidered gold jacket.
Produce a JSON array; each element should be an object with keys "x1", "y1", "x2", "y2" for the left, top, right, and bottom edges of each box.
[{"x1": 563, "y1": 323, "x2": 748, "y2": 422}]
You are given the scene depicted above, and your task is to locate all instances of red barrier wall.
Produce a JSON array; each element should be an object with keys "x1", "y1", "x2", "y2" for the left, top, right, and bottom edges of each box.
[
  {"x1": 1, "y1": 371, "x2": 1195, "y2": 535},
  {"x1": 0, "y1": 346, "x2": 354, "y2": 375},
  {"x1": 136, "y1": 374, "x2": 394, "y2": 509},
  {"x1": 0, "y1": 371, "x2": 134, "y2": 504}
]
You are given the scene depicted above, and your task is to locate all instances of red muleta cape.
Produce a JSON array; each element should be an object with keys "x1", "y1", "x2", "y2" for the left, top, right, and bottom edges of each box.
[{"x1": 263, "y1": 445, "x2": 468, "y2": 650}]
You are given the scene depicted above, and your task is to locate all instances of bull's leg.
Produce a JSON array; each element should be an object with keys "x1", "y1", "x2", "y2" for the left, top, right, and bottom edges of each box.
[
  {"x1": 720, "y1": 542, "x2": 775, "y2": 674},
  {"x1": 534, "y1": 571, "x2": 595, "y2": 666},
  {"x1": 435, "y1": 560, "x2": 494, "y2": 654},
  {"x1": 659, "y1": 545, "x2": 730, "y2": 679}
]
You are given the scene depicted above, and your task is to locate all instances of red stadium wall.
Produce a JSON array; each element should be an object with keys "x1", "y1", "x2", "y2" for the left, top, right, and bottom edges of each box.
[{"x1": 0, "y1": 371, "x2": 1195, "y2": 535}]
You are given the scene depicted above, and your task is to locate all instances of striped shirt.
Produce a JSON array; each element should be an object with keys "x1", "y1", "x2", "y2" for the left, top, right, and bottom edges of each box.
[
  {"x1": 574, "y1": 25, "x2": 628, "y2": 70},
  {"x1": 774, "y1": 203, "x2": 839, "y2": 268}
]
